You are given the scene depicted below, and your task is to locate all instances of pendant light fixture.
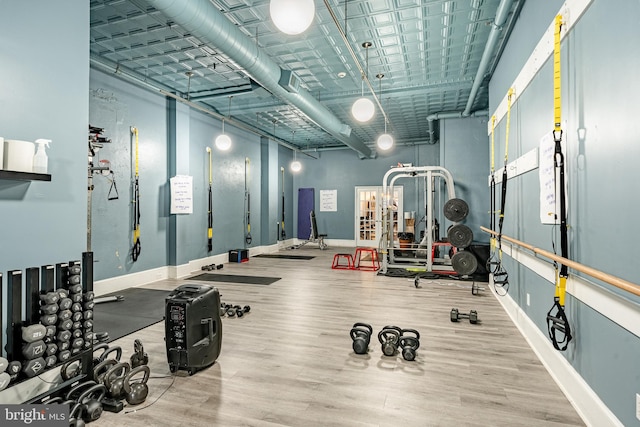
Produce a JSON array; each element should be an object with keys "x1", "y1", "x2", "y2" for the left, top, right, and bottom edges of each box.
[
  {"x1": 376, "y1": 74, "x2": 394, "y2": 150},
  {"x1": 290, "y1": 131, "x2": 302, "y2": 172},
  {"x1": 270, "y1": 0, "x2": 315, "y2": 35},
  {"x1": 215, "y1": 96, "x2": 232, "y2": 151},
  {"x1": 352, "y1": 42, "x2": 375, "y2": 123}
]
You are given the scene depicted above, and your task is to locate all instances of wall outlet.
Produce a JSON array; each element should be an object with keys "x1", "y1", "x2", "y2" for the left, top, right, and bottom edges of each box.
[
  {"x1": 636, "y1": 393, "x2": 640, "y2": 421},
  {"x1": 526, "y1": 293, "x2": 530, "y2": 306}
]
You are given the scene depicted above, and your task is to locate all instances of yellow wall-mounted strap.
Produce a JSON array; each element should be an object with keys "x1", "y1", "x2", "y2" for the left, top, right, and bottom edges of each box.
[
  {"x1": 490, "y1": 115, "x2": 496, "y2": 253},
  {"x1": 504, "y1": 88, "x2": 514, "y2": 165},
  {"x1": 554, "y1": 15, "x2": 563, "y2": 134},
  {"x1": 555, "y1": 273, "x2": 567, "y2": 306},
  {"x1": 553, "y1": 14, "x2": 567, "y2": 305},
  {"x1": 490, "y1": 115, "x2": 496, "y2": 173},
  {"x1": 208, "y1": 148, "x2": 213, "y2": 240},
  {"x1": 245, "y1": 157, "x2": 251, "y2": 234},
  {"x1": 132, "y1": 127, "x2": 139, "y2": 177},
  {"x1": 208, "y1": 149, "x2": 213, "y2": 186}
]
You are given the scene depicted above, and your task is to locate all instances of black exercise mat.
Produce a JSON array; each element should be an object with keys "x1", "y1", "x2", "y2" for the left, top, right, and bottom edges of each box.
[
  {"x1": 188, "y1": 273, "x2": 280, "y2": 285},
  {"x1": 92, "y1": 288, "x2": 171, "y2": 342},
  {"x1": 255, "y1": 254, "x2": 315, "y2": 260}
]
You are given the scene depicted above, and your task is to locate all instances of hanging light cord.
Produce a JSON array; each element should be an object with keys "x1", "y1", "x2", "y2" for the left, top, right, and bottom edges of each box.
[
  {"x1": 222, "y1": 96, "x2": 233, "y2": 134},
  {"x1": 378, "y1": 74, "x2": 388, "y2": 132},
  {"x1": 322, "y1": 0, "x2": 390, "y2": 127}
]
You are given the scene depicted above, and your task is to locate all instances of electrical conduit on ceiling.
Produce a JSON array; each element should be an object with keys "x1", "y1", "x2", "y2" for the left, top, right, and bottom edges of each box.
[
  {"x1": 146, "y1": 0, "x2": 372, "y2": 158},
  {"x1": 463, "y1": 0, "x2": 516, "y2": 116},
  {"x1": 426, "y1": 0, "x2": 515, "y2": 145},
  {"x1": 426, "y1": 110, "x2": 489, "y2": 144}
]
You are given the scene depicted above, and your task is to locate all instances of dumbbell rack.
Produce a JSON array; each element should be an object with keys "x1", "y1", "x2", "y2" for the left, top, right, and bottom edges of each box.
[{"x1": 0, "y1": 252, "x2": 95, "y2": 403}]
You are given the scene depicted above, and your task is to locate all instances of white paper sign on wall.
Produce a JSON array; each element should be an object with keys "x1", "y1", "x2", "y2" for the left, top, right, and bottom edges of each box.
[
  {"x1": 320, "y1": 189, "x2": 337, "y2": 212},
  {"x1": 170, "y1": 175, "x2": 193, "y2": 214}
]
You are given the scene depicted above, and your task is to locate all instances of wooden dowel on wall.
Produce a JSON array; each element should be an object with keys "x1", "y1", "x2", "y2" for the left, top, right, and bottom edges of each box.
[{"x1": 480, "y1": 226, "x2": 640, "y2": 297}]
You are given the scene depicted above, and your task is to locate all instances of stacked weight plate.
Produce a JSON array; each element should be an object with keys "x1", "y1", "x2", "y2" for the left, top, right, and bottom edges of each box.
[{"x1": 443, "y1": 198, "x2": 478, "y2": 276}]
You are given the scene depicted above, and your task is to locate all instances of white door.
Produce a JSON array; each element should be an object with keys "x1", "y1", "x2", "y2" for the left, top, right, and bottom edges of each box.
[{"x1": 355, "y1": 186, "x2": 403, "y2": 247}]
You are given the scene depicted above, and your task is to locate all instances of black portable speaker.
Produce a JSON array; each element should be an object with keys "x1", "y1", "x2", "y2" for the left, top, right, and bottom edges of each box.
[{"x1": 165, "y1": 284, "x2": 222, "y2": 375}]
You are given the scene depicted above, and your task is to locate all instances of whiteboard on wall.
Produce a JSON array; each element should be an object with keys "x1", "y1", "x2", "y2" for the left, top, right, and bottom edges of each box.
[
  {"x1": 320, "y1": 189, "x2": 337, "y2": 212},
  {"x1": 538, "y1": 133, "x2": 568, "y2": 224},
  {"x1": 170, "y1": 175, "x2": 193, "y2": 214}
]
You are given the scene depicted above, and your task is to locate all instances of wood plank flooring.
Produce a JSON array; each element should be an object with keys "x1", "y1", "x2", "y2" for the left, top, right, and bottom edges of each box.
[{"x1": 90, "y1": 247, "x2": 585, "y2": 427}]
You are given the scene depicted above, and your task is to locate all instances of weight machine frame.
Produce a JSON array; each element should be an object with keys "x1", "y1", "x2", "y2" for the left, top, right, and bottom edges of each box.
[{"x1": 380, "y1": 166, "x2": 457, "y2": 274}]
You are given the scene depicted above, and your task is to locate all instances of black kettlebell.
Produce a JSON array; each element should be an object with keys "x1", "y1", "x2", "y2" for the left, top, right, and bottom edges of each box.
[
  {"x1": 77, "y1": 383, "x2": 107, "y2": 423},
  {"x1": 399, "y1": 329, "x2": 421, "y2": 361},
  {"x1": 98, "y1": 346, "x2": 122, "y2": 363},
  {"x1": 130, "y1": 339, "x2": 149, "y2": 368},
  {"x1": 60, "y1": 359, "x2": 82, "y2": 381},
  {"x1": 349, "y1": 322, "x2": 372, "y2": 355},
  {"x1": 92, "y1": 359, "x2": 117, "y2": 384},
  {"x1": 68, "y1": 402, "x2": 85, "y2": 427},
  {"x1": 66, "y1": 380, "x2": 97, "y2": 402},
  {"x1": 123, "y1": 365, "x2": 151, "y2": 405},
  {"x1": 378, "y1": 326, "x2": 402, "y2": 356},
  {"x1": 103, "y1": 362, "x2": 131, "y2": 400},
  {"x1": 92, "y1": 343, "x2": 110, "y2": 366}
]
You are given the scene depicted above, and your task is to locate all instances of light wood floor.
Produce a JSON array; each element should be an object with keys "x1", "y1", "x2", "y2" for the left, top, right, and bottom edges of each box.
[{"x1": 91, "y1": 247, "x2": 585, "y2": 427}]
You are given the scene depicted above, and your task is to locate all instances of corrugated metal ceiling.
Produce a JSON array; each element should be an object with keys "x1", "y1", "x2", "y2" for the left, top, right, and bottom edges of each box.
[{"x1": 90, "y1": 0, "x2": 522, "y2": 153}]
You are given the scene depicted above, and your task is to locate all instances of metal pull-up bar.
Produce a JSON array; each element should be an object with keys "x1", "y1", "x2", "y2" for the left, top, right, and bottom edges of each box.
[{"x1": 480, "y1": 226, "x2": 640, "y2": 297}]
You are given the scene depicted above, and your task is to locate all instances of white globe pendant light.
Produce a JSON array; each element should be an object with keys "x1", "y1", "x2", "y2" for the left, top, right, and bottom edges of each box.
[
  {"x1": 352, "y1": 42, "x2": 375, "y2": 123},
  {"x1": 270, "y1": 0, "x2": 315, "y2": 35},
  {"x1": 377, "y1": 133, "x2": 394, "y2": 150},
  {"x1": 352, "y1": 97, "x2": 375, "y2": 122},
  {"x1": 216, "y1": 96, "x2": 233, "y2": 151},
  {"x1": 290, "y1": 159, "x2": 302, "y2": 172},
  {"x1": 215, "y1": 130, "x2": 232, "y2": 151},
  {"x1": 290, "y1": 131, "x2": 302, "y2": 172}
]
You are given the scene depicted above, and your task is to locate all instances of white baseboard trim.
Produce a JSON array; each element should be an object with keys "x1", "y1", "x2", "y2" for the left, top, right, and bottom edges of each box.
[
  {"x1": 288, "y1": 238, "x2": 355, "y2": 248},
  {"x1": 327, "y1": 239, "x2": 356, "y2": 247},
  {"x1": 94, "y1": 243, "x2": 307, "y2": 294},
  {"x1": 94, "y1": 265, "x2": 169, "y2": 297},
  {"x1": 490, "y1": 280, "x2": 623, "y2": 427}
]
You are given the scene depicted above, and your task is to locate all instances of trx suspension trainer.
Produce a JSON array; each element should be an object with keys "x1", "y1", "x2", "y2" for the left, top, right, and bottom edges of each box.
[
  {"x1": 546, "y1": 15, "x2": 572, "y2": 351},
  {"x1": 486, "y1": 115, "x2": 498, "y2": 272},
  {"x1": 207, "y1": 147, "x2": 213, "y2": 252},
  {"x1": 281, "y1": 167, "x2": 286, "y2": 240},
  {"x1": 244, "y1": 157, "x2": 252, "y2": 245},
  {"x1": 492, "y1": 88, "x2": 514, "y2": 295},
  {"x1": 131, "y1": 126, "x2": 141, "y2": 262}
]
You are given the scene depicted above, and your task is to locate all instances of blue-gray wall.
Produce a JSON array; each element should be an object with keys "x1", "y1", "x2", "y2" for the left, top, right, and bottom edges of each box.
[
  {"x1": 440, "y1": 116, "x2": 490, "y2": 243},
  {"x1": 490, "y1": 1, "x2": 640, "y2": 425},
  {"x1": 89, "y1": 69, "x2": 169, "y2": 278},
  {"x1": 90, "y1": 68, "x2": 268, "y2": 279},
  {"x1": 0, "y1": 1, "x2": 89, "y2": 342},
  {"x1": 2, "y1": 1, "x2": 636, "y2": 423},
  {"x1": 292, "y1": 144, "x2": 441, "y2": 240}
]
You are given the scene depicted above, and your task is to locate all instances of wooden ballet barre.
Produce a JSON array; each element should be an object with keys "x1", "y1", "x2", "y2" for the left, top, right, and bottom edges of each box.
[{"x1": 480, "y1": 226, "x2": 640, "y2": 297}]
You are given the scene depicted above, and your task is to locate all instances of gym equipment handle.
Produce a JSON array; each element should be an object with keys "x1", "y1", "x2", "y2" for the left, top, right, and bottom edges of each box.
[{"x1": 480, "y1": 226, "x2": 640, "y2": 297}]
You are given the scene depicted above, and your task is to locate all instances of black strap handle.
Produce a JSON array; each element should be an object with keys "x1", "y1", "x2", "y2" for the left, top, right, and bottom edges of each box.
[
  {"x1": 546, "y1": 297, "x2": 572, "y2": 351},
  {"x1": 132, "y1": 177, "x2": 141, "y2": 262},
  {"x1": 107, "y1": 172, "x2": 119, "y2": 200}
]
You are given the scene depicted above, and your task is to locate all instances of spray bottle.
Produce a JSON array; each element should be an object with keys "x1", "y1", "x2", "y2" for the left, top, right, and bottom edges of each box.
[{"x1": 33, "y1": 139, "x2": 51, "y2": 174}]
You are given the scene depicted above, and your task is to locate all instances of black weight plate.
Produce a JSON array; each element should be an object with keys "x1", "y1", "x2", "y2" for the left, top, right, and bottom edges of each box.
[
  {"x1": 448, "y1": 224, "x2": 473, "y2": 248},
  {"x1": 451, "y1": 251, "x2": 478, "y2": 275},
  {"x1": 443, "y1": 198, "x2": 469, "y2": 222}
]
